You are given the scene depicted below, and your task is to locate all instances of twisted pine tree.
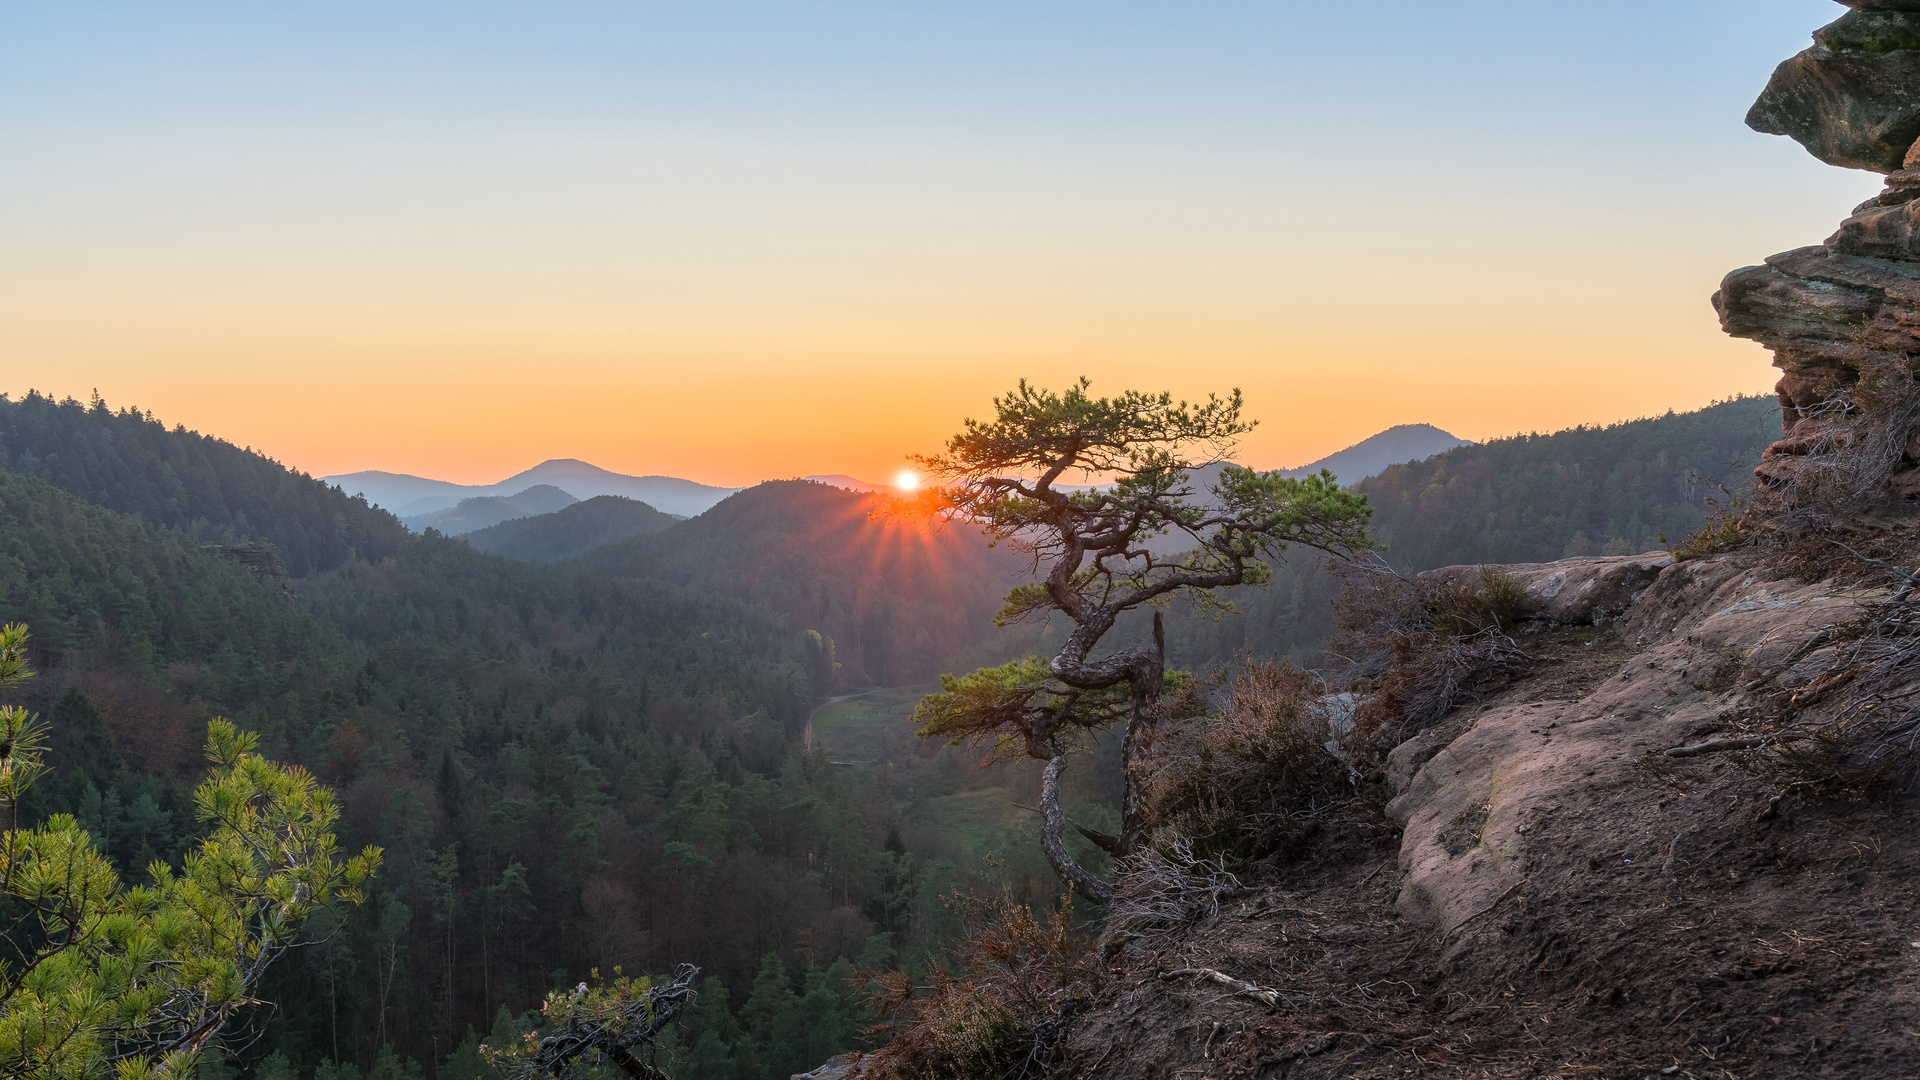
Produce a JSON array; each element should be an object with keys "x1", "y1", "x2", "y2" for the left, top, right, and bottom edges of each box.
[{"x1": 909, "y1": 380, "x2": 1374, "y2": 902}]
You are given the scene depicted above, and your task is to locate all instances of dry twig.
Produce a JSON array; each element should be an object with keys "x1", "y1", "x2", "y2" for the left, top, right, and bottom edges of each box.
[{"x1": 1161, "y1": 967, "x2": 1290, "y2": 1008}]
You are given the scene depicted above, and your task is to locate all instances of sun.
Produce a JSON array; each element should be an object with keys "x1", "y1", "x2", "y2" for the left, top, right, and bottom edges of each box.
[{"x1": 896, "y1": 470, "x2": 919, "y2": 490}]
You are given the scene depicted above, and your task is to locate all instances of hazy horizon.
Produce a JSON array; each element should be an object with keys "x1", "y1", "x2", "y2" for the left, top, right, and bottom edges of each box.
[
  {"x1": 318, "y1": 418, "x2": 1480, "y2": 492},
  {"x1": 3, "y1": 2, "x2": 1851, "y2": 486}
]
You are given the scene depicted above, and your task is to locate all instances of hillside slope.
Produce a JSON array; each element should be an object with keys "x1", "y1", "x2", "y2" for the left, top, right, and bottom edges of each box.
[
  {"x1": 461, "y1": 494, "x2": 679, "y2": 562},
  {"x1": 0, "y1": 457, "x2": 901, "y2": 1072},
  {"x1": 1360, "y1": 395, "x2": 1778, "y2": 569},
  {"x1": 0, "y1": 391, "x2": 405, "y2": 575},
  {"x1": 575, "y1": 480, "x2": 1022, "y2": 686},
  {"x1": 1158, "y1": 396, "x2": 1781, "y2": 669},
  {"x1": 0, "y1": 407, "x2": 1018, "y2": 1077},
  {"x1": 0, "y1": 466, "x2": 352, "y2": 779}
]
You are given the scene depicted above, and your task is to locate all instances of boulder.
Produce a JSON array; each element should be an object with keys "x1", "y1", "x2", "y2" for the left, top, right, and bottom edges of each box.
[
  {"x1": 1414, "y1": 553, "x2": 1675, "y2": 626},
  {"x1": 1748, "y1": 10, "x2": 1920, "y2": 172}
]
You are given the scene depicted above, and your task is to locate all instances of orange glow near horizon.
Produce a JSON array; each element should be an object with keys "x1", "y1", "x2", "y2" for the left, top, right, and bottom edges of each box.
[
  {"x1": 0, "y1": 3, "x2": 1880, "y2": 492},
  {"x1": 0, "y1": 211, "x2": 1800, "y2": 490},
  {"x1": 1, "y1": 300, "x2": 1784, "y2": 489}
]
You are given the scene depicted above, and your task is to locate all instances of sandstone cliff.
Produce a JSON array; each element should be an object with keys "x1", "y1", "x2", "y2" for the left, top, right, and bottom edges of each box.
[
  {"x1": 1718, "y1": 1, "x2": 1920, "y2": 503},
  {"x1": 1031, "y1": 8, "x2": 1920, "y2": 1069}
]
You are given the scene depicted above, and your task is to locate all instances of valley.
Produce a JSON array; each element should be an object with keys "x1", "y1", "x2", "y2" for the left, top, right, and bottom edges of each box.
[{"x1": 0, "y1": 387, "x2": 1797, "y2": 1079}]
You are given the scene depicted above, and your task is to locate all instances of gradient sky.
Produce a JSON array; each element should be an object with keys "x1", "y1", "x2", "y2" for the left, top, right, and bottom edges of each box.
[{"x1": 0, "y1": 1, "x2": 1879, "y2": 487}]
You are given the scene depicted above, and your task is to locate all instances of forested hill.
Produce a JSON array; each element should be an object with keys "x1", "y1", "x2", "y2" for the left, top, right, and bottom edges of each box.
[
  {"x1": 462, "y1": 494, "x2": 678, "y2": 562},
  {"x1": 0, "y1": 388, "x2": 1784, "y2": 1079},
  {"x1": 0, "y1": 391, "x2": 405, "y2": 576},
  {"x1": 0, "y1": 466, "x2": 351, "y2": 783},
  {"x1": 1358, "y1": 394, "x2": 1779, "y2": 569},
  {"x1": 1160, "y1": 395, "x2": 1782, "y2": 667},
  {"x1": 0, "y1": 403, "x2": 1016, "y2": 1080},
  {"x1": 574, "y1": 480, "x2": 1023, "y2": 686}
]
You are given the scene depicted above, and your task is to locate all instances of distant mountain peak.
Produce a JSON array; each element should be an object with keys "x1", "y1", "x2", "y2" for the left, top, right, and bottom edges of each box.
[{"x1": 1286, "y1": 424, "x2": 1471, "y2": 485}]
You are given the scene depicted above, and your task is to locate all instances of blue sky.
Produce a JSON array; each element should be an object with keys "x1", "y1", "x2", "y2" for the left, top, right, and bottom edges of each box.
[{"x1": 0, "y1": 2, "x2": 1872, "y2": 483}]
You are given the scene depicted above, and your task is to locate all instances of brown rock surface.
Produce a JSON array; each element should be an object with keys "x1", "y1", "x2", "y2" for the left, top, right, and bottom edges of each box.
[
  {"x1": 1718, "y1": 5, "x2": 1920, "y2": 500},
  {"x1": 1059, "y1": 553, "x2": 1920, "y2": 1078},
  {"x1": 1749, "y1": 16, "x2": 1920, "y2": 172},
  {"x1": 1387, "y1": 557, "x2": 1875, "y2": 936},
  {"x1": 1414, "y1": 552, "x2": 1674, "y2": 626}
]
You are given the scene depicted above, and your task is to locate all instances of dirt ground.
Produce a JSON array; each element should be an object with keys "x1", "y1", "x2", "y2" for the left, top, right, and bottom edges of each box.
[{"x1": 1051, "y1": 564, "x2": 1920, "y2": 1080}]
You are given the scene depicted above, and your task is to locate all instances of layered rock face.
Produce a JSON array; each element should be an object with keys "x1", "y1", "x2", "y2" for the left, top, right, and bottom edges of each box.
[{"x1": 1716, "y1": 1, "x2": 1920, "y2": 499}]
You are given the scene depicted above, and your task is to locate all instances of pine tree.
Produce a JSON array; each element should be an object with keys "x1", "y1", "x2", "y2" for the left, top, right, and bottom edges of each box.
[
  {"x1": 0, "y1": 624, "x2": 381, "y2": 1078},
  {"x1": 909, "y1": 380, "x2": 1374, "y2": 900}
]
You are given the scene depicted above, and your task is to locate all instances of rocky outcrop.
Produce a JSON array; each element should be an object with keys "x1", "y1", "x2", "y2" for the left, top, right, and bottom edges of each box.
[
  {"x1": 790, "y1": 1056, "x2": 862, "y2": 1079},
  {"x1": 1716, "y1": 2, "x2": 1920, "y2": 500},
  {"x1": 1415, "y1": 552, "x2": 1674, "y2": 626},
  {"x1": 1386, "y1": 556, "x2": 1878, "y2": 933},
  {"x1": 1055, "y1": 548, "x2": 1920, "y2": 1078},
  {"x1": 1748, "y1": 7, "x2": 1920, "y2": 172}
]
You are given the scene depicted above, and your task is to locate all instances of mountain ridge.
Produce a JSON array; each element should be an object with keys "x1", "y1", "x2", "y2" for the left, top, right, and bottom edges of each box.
[
  {"x1": 326, "y1": 422, "x2": 1471, "y2": 525},
  {"x1": 401, "y1": 483, "x2": 579, "y2": 535},
  {"x1": 461, "y1": 494, "x2": 679, "y2": 562},
  {"x1": 325, "y1": 458, "x2": 741, "y2": 518}
]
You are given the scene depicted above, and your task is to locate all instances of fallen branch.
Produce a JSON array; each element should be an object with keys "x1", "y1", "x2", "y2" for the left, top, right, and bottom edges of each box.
[
  {"x1": 1161, "y1": 967, "x2": 1286, "y2": 1007},
  {"x1": 1823, "y1": 538, "x2": 1920, "y2": 585},
  {"x1": 1664, "y1": 732, "x2": 1807, "y2": 758},
  {"x1": 1446, "y1": 879, "x2": 1523, "y2": 936}
]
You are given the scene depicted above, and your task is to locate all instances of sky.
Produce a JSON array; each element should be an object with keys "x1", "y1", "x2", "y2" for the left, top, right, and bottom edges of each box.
[{"x1": 0, "y1": 1, "x2": 1880, "y2": 487}]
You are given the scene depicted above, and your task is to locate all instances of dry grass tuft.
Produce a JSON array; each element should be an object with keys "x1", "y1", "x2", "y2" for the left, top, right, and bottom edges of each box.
[
  {"x1": 1745, "y1": 600, "x2": 1920, "y2": 794},
  {"x1": 1776, "y1": 391, "x2": 1920, "y2": 516},
  {"x1": 1137, "y1": 660, "x2": 1353, "y2": 869},
  {"x1": 1103, "y1": 835, "x2": 1245, "y2": 948},
  {"x1": 1331, "y1": 562, "x2": 1534, "y2": 752},
  {"x1": 858, "y1": 890, "x2": 1107, "y2": 1080},
  {"x1": 1675, "y1": 500, "x2": 1746, "y2": 560}
]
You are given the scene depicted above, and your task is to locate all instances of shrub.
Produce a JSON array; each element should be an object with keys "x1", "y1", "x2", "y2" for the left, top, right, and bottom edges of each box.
[
  {"x1": 1332, "y1": 562, "x2": 1533, "y2": 750},
  {"x1": 1138, "y1": 660, "x2": 1349, "y2": 867},
  {"x1": 1422, "y1": 565, "x2": 1525, "y2": 636},
  {"x1": 1675, "y1": 502, "x2": 1745, "y2": 560},
  {"x1": 859, "y1": 891, "x2": 1105, "y2": 1080}
]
